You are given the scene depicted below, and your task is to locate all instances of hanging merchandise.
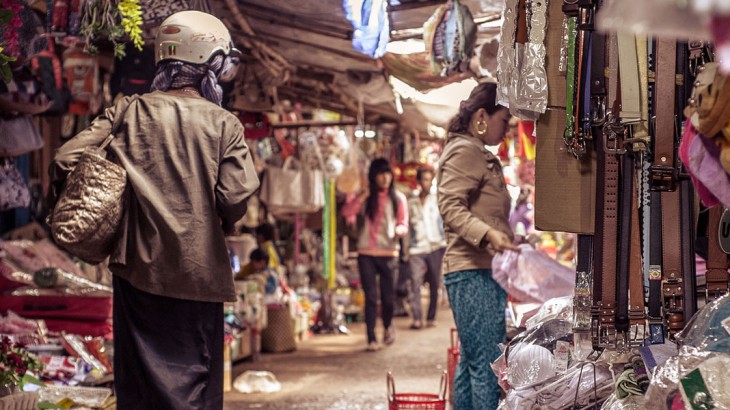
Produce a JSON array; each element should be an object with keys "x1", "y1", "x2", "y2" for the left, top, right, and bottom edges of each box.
[
  {"x1": 533, "y1": 0, "x2": 596, "y2": 235},
  {"x1": 238, "y1": 112, "x2": 271, "y2": 140},
  {"x1": 496, "y1": 0, "x2": 549, "y2": 120},
  {"x1": 0, "y1": 114, "x2": 43, "y2": 157},
  {"x1": 0, "y1": 158, "x2": 31, "y2": 212},
  {"x1": 423, "y1": 0, "x2": 477, "y2": 77},
  {"x1": 259, "y1": 157, "x2": 325, "y2": 215},
  {"x1": 62, "y1": 44, "x2": 101, "y2": 115},
  {"x1": 342, "y1": 0, "x2": 389, "y2": 59},
  {"x1": 29, "y1": 35, "x2": 70, "y2": 115},
  {"x1": 110, "y1": 46, "x2": 155, "y2": 98},
  {"x1": 231, "y1": 64, "x2": 272, "y2": 113},
  {"x1": 336, "y1": 135, "x2": 362, "y2": 195}
]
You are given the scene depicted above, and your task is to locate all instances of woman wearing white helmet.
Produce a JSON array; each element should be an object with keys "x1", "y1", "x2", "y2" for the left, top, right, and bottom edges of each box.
[{"x1": 50, "y1": 11, "x2": 258, "y2": 409}]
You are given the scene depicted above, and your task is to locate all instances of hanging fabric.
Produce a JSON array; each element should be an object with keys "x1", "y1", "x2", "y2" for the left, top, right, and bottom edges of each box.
[
  {"x1": 342, "y1": 0, "x2": 390, "y2": 59},
  {"x1": 423, "y1": 0, "x2": 477, "y2": 77},
  {"x1": 497, "y1": 0, "x2": 550, "y2": 120}
]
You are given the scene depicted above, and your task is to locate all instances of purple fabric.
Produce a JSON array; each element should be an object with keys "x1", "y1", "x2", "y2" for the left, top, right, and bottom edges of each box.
[
  {"x1": 680, "y1": 119, "x2": 720, "y2": 206},
  {"x1": 685, "y1": 120, "x2": 730, "y2": 208}
]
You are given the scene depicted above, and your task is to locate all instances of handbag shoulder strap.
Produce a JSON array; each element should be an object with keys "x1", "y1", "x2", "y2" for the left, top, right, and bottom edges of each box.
[{"x1": 98, "y1": 96, "x2": 140, "y2": 151}]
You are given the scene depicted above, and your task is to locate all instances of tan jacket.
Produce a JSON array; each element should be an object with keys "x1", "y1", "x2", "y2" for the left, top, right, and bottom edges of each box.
[
  {"x1": 50, "y1": 91, "x2": 259, "y2": 302},
  {"x1": 437, "y1": 133, "x2": 513, "y2": 275}
]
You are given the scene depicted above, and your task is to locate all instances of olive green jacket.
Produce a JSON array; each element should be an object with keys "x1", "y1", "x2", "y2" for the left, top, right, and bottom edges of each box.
[{"x1": 51, "y1": 91, "x2": 259, "y2": 302}]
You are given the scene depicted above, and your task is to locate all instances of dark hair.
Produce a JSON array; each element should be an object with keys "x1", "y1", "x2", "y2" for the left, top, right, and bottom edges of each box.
[
  {"x1": 250, "y1": 248, "x2": 269, "y2": 264},
  {"x1": 365, "y1": 158, "x2": 399, "y2": 221},
  {"x1": 256, "y1": 223, "x2": 276, "y2": 242},
  {"x1": 448, "y1": 82, "x2": 505, "y2": 134},
  {"x1": 416, "y1": 166, "x2": 434, "y2": 182}
]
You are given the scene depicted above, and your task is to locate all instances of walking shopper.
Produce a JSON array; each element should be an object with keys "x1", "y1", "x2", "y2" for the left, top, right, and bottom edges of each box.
[
  {"x1": 50, "y1": 11, "x2": 258, "y2": 409},
  {"x1": 407, "y1": 166, "x2": 446, "y2": 329},
  {"x1": 437, "y1": 82, "x2": 517, "y2": 410},
  {"x1": 342, "y1": 158, "x2": 409, "y2": 351}
]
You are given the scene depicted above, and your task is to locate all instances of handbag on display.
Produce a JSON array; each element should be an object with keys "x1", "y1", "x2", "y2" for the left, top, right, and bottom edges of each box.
[
  {"x1": 0, "y1": 158, "x2": 31, "y2": 212},
  {"x1": 0, "y1": 115, "x2": 44, "y2": 157},
  {"x1": 336, "y1": 139, "x2": 362, "y2": 194},
  {"x1": 259, "y1": 157, "x2": 325, "y2": 215},
  {"x1": 47, "y1": 97, "x2": 138, "y2": 264}
]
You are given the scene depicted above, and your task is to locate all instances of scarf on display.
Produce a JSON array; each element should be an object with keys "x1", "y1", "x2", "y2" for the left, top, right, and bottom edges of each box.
[{"x1": 150, "y1": 54, "x2": 229, "y2": 106}]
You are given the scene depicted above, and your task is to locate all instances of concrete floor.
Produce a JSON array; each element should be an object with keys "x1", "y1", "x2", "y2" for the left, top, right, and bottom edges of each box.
[{"x1": 224, "y1": 304, "x2": 456, "y2": 409}]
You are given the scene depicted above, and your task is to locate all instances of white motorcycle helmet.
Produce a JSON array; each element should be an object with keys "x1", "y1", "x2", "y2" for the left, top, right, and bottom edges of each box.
[{"x1": 155, "y1": 11, "x2": 235, "y2": 65}]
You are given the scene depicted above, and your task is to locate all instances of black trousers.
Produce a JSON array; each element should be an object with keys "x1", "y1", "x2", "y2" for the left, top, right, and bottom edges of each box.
[
  {"x1": 358, "y1": 255, "x2": 396, "y2": 343},
  {"x1": 408, "y1": 248, "x2": 445, "y2": 322},
  {"x1": 113, "y1": 276, "x2": 224, "y2": 410}
]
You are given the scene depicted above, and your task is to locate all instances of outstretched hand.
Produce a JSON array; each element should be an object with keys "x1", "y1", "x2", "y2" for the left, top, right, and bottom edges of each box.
[{"x1": 484, "y1": 229, "x2": 520, "y2": 255}]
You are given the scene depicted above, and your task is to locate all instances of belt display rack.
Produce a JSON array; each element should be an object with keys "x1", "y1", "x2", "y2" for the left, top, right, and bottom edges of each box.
[{"x1": 559, "y1": 0, "x2": 729, "y2": 349}]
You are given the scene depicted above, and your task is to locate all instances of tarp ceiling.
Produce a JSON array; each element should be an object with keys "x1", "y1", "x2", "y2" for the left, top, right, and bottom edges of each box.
[{"x1": 212, "y1": 0, "x2": 505, "y2": 133}]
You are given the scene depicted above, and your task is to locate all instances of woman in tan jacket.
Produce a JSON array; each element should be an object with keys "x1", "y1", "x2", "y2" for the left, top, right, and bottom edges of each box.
[{"x1": 437, "y1": 82, "x2": 517, "y2": 410}]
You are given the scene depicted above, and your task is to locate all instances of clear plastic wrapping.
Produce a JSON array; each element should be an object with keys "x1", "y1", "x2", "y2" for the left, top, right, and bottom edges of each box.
[
  {"x1": 601, "y1": 393, "x2": 647, "y2": 410},
  {"x1": 38, "y1": 385, "x2": 111, "y2": 407},
  {"x1": 525, "y1": 296, "x2": 574, "y2": 330},
  {"x1": 492, "y1": 244, "x2": 576, "y2": 304},
  {"x1": 492, "y1": 318, "x2": 574, "y2": 391},
  {"x1": 675, "y1": 293, "x2": 730, "y2": 353},
  {"x1": 645, "y1": 347, "x2": 713, "y2": 406},
  {"x1": 502, "y1": 362, "x2": 614, "y2": 410}
]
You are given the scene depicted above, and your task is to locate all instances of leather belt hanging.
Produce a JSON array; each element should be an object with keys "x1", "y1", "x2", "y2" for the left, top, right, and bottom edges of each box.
[
  {"x1": 654, "y1": 38, "x2": 685, "y2": 337},
  {"x1": 591, "y1": 32, "x2": 620, "y2": 349},
  {"x1": 677, "y1": 42, "x2": 698, "y2": 321},
  {"x1": 706, "y1": 207, "x2": 730, "y2": 301}
]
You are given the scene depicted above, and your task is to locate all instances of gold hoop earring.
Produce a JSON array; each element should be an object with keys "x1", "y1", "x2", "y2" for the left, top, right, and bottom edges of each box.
[{"x1": 476, "y1": 120, "x2": 487, "y2": 135}]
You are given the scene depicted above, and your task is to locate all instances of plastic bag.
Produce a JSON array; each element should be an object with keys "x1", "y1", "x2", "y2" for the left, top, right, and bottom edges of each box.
[
  {"x1": 491, "y1": 244, "x2": 575, "y2": 304},
  {"x1": 234, "y1": 370, "x2": 282, "y2": 394},
  {"x1": 525, "y1": 296, "x2": 574, "y2": 330},
  {"x1": 675, "y1": 293, "x2": 730, "y2": 353}
]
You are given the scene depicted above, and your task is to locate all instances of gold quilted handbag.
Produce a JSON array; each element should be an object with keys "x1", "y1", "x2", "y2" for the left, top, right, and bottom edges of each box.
[{"x1": 48, "y1": 98, "x2": 137, "y2": 264}]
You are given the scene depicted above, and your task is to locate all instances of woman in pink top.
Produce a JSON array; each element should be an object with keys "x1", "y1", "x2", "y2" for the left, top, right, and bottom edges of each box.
[{"x1": 342, "y1": 158, "x2": 409, "y2": 351}]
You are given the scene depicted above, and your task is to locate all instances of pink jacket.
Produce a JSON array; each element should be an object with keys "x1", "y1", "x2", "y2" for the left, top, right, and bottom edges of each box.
[{"x1": 342, "y1": 190, "x2": 409, "y2": 257}]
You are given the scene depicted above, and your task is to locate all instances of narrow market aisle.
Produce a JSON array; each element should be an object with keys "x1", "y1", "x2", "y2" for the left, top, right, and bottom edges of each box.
[{"x1": 225, "y1": 304, "x2": 455, "y2": 409}]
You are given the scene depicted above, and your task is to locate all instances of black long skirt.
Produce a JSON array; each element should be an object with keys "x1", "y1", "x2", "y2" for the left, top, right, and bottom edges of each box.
[{"x1": 113, "y1": 276, "x2": 224, "y2": 410}]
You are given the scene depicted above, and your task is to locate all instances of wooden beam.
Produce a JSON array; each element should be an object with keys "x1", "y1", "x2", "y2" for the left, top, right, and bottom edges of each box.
[
  {"x1": 235, "y1": 0, "x2": 353, "y2": 40},
  {"x1": 233, "y1": 30, "x2": 374, "y2": 64},
  {"x1": 387, "y1": 0, "x2": 443, "y2": 12},
  {"x1": 270, "y1": 120, "x2": 358, "y2": 129}
]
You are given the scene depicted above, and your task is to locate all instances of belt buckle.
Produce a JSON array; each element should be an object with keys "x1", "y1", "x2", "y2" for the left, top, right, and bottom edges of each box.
[
  {"x1": 603, "y1": 116, "x2": 626, "y2": 155},
  {"x1": 590, "y1": 95, "x2": 607, "y2": 127},
  {"x1": 650, "y1": 165, "x2": 678, "y2": 192},
  {"x1": 647, "y1": 317, "x2": 665, "y2": 345},
  {"x1": 628, "y1": 309, "x2": 646, "y2": 347},
  {"x1": 706, "y1": 284, "x2": 729, "y2": 303},
  {"x1": 662, "y1": 279, "x2": 684, "y2": 312}
]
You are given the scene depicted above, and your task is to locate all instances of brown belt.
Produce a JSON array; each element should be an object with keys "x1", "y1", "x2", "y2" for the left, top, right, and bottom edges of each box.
[
  {"x1": 706, "y1": 206, "x2": 729, "y2": 301},
  {"x1": 628, "y1": 182, "x2": 645, "y2": 328},
  {"x1": 592, "y1": 32, "x2": 620, "y2": 348},
  {"x1": 654, "y1": 39, "x2": 684, "y2": 336}
]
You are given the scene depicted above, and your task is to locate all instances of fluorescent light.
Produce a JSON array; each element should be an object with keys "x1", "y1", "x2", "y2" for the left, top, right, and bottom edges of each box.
[
  {"x1": 364, "y1": 130, "x2": 376, "y2": 139},
  {"x1": 355, "y1": 130, "x2": 365, "y2": 138}
]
